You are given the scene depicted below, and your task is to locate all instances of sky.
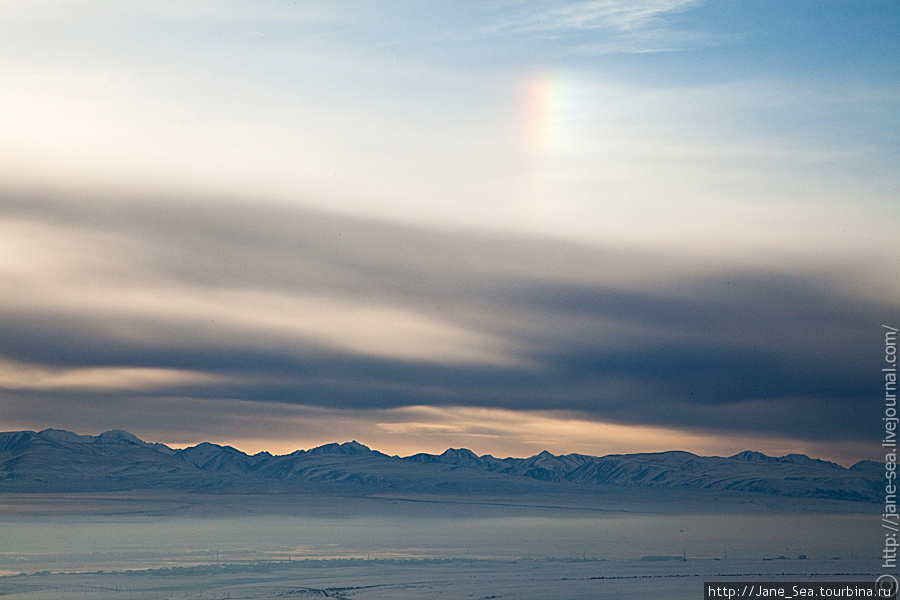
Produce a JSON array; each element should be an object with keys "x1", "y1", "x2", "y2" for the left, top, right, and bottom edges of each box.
[{"x1": 0, "y1": 1, "x2": 898, "y2": 465}]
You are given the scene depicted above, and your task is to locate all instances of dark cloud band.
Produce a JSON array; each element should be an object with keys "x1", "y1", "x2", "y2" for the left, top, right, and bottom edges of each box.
[{"x1": 0, "y1": 190, "x2": 895, "y2": 454}]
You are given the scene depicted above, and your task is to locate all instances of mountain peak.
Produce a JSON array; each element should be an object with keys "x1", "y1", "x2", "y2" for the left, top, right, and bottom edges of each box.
[
  {"x1": 97, "y1": 430, "x2": 145, "y2": 444},
  {"x1": 441, "y1": 448, "x2": 479, "y2": 459},
  {"x1": 730, "y1": 450, "x2": 775, "y2": 462},
  {"x1": 343, "y1": 440, "x2": 373, "y2": 453},
  {"x1": 39, "y1": 429, "x2": 95, "y2": 443},
  {"x1": 308, "y1": 441, "x2": 375, "y2": 455}
]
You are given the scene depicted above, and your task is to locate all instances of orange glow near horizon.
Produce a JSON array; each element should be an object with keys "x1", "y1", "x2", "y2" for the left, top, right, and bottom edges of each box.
[{"x1": 42, "y1": 402, "x2": 864, "y2": 467}]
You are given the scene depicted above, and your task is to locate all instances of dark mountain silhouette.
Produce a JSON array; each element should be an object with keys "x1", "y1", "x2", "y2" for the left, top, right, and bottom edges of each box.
[{"x1": 0, "y1": 429, "x2": 881, "y2": 502}]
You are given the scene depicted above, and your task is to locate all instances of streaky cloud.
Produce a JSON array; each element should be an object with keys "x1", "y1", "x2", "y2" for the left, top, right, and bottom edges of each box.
[{"x1": 0, "y1": 190, "x2": 895, "y2": 462}]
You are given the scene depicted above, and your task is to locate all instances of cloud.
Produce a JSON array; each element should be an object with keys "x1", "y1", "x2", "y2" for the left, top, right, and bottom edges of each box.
[
  {"x1": 479, "y1": 0, "x2": 708, "y2": 53},
  {"x1": 1, "y1": 4, "x2": 895, "y2": 256},
  {"x1": 492, "y1": 0, "x2": 699, "y2": 32},
  {"x1": 0, "y1": 192, "x2": 895, "y2": 462},
  {"x1": 0, "y1": 359, "x2": 228, "y2": 392}
]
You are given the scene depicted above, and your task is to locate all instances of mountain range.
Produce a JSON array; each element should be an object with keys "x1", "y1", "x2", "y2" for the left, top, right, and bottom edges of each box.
[{"x1": 0, "y1": 429, "x2": 882, "y2": 503}]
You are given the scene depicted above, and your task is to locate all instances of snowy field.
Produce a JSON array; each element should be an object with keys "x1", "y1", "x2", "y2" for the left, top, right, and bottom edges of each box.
[
  {"x1": 0, "y1": 492, "x2": 883, "y2": 599},
  {"x1": 0, "y1": 556, "x2": 884, "y2": 600}
]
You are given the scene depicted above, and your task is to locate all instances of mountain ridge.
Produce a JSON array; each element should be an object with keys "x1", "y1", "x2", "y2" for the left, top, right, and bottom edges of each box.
[{"x1": 0, "y1": 429, "x2": 881, "y2": 503}]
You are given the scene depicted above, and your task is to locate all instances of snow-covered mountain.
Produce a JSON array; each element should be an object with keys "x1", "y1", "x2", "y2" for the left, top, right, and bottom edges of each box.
[{"x1": 0, "y1": 429, "x2": 882, "y2": 503}]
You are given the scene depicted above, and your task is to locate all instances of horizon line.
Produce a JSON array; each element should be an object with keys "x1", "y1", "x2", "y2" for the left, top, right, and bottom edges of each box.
[{"x1": 11, "y1": 427, "x2": 874, "y2": 468}]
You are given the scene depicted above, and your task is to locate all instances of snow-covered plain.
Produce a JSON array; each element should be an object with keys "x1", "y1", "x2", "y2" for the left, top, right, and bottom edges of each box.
[
  {"x1": 0, "y1": 556, "x2": 883, "y2": 600},
  {"x1": 0, "y1": 492, "x2": 884, "y2": 600}
]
